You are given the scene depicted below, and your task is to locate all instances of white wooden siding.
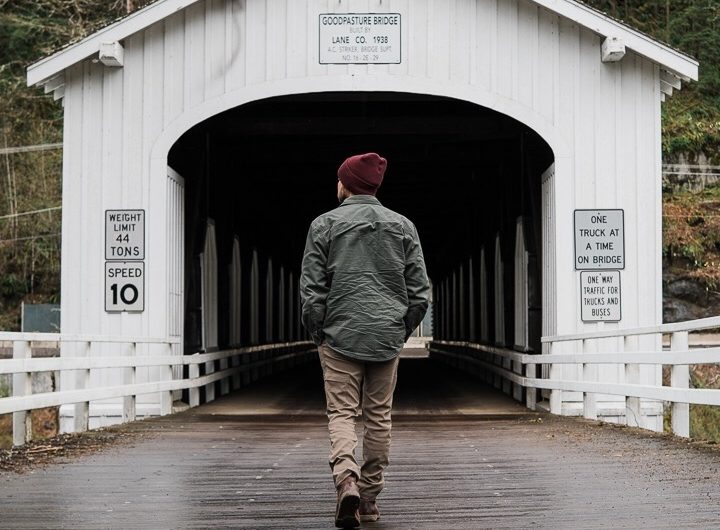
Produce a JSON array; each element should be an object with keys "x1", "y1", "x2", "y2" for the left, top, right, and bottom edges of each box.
[
  {"x1": 287, "y1": 271, "x2": 294, "y2": 341},
  {"x1": 56, "y1": 0, "x2": 667, "y2": 418},
  {"x1": 514, "y1": 218, "x2": 529, "y2": 351},
  {"x1": 494, "y1": 233, "x2": 505, "y2": 347},
  {"x1": 468, "y1": 257, "x2": 475, "y2": 341},
  {"x1": 167, "y1": 168, "x2": 185, "y2": 340},
  {"x1": 229, "y1": 236, "x2": 242, "y2": 346},
  {"x1": 200, "y1": 219, "x2": 218, "y2": 351},
  {"x1": 541, "y1": 163, "x2": 556, "y2": 388},
  {"x1": 265, "y1": 258, "x2": 273, "y2": 342},
  {"x1": 166, "y1": 168, "x2": 184, "y2": 398},
  {"x1": 278, "y1": 265, "x2": 286, "y2": 343},
  {"x1": 479, "y1": 247, "x2": 489, "y2": 343},
  {"x1": 250, "y1": 249, "x2": 259, "y2": 344}
]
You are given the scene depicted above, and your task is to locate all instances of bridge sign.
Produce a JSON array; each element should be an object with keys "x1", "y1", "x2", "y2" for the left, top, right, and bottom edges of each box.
[
  {"x1": 105, "y1": 262, "x2": 144, "y2": 312},
  {"x1": 580, "y1": 271, "x2": 621, "y2": 322},
  {"x1": 574, "y1": 209, "x2": 624, "y2": 270},
  {"x1": 105, "y1": 210, "x2": 145, "y2": 260},
  {"x1": 319, "y1": 13, "x2": 401, "y2": 64}
]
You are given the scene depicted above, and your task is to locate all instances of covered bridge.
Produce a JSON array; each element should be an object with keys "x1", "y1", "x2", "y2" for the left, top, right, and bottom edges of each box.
[{"x1": 24, "y1": 0, "x2": 699, "y2": 432}]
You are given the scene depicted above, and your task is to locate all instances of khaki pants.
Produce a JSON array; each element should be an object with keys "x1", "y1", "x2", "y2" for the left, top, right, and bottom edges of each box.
[{"x1": 318, "y1": 342, "x2": 400, "y2": 500}]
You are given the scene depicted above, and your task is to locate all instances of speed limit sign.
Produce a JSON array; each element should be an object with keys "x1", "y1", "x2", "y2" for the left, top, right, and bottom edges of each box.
[{"x1": 105, "y1": 262, "x2": 144, "y2": 312}]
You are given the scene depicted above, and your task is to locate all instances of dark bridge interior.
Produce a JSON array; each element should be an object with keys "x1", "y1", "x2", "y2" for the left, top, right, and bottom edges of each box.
[{"x1": 168, "y1": 92, "x2": 553, "y2": 408}]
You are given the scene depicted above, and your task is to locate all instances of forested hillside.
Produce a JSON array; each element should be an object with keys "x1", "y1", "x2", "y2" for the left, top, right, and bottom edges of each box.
[
  {"x1": 0, "y1": 0, "x2": 719, "y2": 330},
  {"x1": 0, "y1": 1, "x2": 130, "y2": 328},
  {"x1": 585, "y1": 1, "x2": 720, "y2": 162}
]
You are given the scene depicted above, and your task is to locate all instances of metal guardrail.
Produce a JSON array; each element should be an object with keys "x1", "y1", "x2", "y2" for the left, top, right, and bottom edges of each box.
[
  {"x1": 0, "y1": 334, "x2": 315, "y2": 447},
  {"x1": 430, "y1": 316, "x2": 720, "y2": 438}
]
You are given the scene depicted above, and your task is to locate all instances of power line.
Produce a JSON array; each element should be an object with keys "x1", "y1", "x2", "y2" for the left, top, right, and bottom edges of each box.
[
  {"x1": 0, "y1": 206, "x2": 61, "y2": 221},
  {"x1": 0, "y1": 233, "x2": 61, "y2": 244},
  {"x1": 663, "y1": 164, "x2": 720, "y2": 171},
  {"x1": 663, "y1": 172, "x2": 720, "y2": 177},
  {"x1": 663, "y1": 214, "x2": 720, "y2": 218},
  {"x1": 0, "y1": 143, "x2": 63, "y2": 156}
]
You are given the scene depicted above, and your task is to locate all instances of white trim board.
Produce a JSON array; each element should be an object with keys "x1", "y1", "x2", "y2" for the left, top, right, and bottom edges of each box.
[
  {"x1": 27, "y1": 0, "x2": 201, "y2": 86},
  {"x1": 530, "y1": 0, "x2": 697, "y2": 81}
]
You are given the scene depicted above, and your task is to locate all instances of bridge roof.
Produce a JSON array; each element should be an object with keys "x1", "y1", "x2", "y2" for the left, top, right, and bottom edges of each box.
[{"x1": 26, "y1": 0, "x2": 699, "y2": 92}]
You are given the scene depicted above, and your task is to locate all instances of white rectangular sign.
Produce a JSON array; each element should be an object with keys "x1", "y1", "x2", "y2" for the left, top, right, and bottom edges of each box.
[
  {"x1": 105, "y1": 209, "x2": 145, "y2": 260},
  {"x1": 105, "y1": 262, "x2": 144, "y2": 312},
  {"x1": 574, "y1": 209, "x2": 624, "y2": 270},
  {"x1": 580, "y1": 271, "x2": 621, "y2": 322},
  {"x1": 319, "y1": 13, "x2": 401, "y2": 64}
]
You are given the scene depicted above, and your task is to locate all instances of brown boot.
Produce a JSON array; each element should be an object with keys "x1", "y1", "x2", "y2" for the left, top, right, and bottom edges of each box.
[
  {"x1": 359, "y1": 496, "x2": 379, "y2": 522},
  {"x1": 335, "y1": 475, "x2": 360, "y2": 528}
]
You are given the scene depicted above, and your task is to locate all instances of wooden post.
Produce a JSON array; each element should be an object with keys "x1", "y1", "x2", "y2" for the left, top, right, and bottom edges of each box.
[
  {"x1": 468, "y1": 257, "x2": 476, "y2": 342},
  {"x1": 264, "y1": 350, "x2": 270, "y2": 378},
  {"x1": 443, "y1": 278, "x2": 449, "y2": 341},
  {"x1": 205, "y1": 355, "x2": 215, "y2": 403},
  {"x1": 160, "y1": 343, "x2": 174, "y2": 416},
  {"x1": 122, "y1": 342, "x2": 137, "y2": 423},
  {"x1": 74, "y1": 341, "x2": 90, "y2": 432},
  {"x1": 513, "y1": 355, "x2": 523, "y2": 403},
  {"x1": 251, "y1": 350, "x2": 259, "y2": 383},
  {"x1": 288, "y1": 272, "x2": 295, "y2": 344},
  {"x1": 219, "y1": 353, "x2": 229, "y2": 396},
  {"x1": 459, "y1": 263, "x2": 465, "y2": 340},
  {"x1": 624, "y1": 334, "x2": 642, "y2": 427},
  {"x1": 484, "y1": 350, "x2": 493, "y2": 385},
  {"x1": 583, "y1": 339, "x2": 597, "y2": 420},
  {"x1": 242, "y1": 352, "x2": 251, "y2": 386},
  {"x1": 549, "y1": 341, "x2": 562, "y2": 415},
  {"x1": 502, "y1": 354, "x2": 512, "y2": 396},
  {"x1": 231, "y1": 352, "x2": 241, "y2": 390},
  {"x1": 670, "y1": 331, "x2": 690, "y2": 438},
  {"x1": 278, "y1": 267, "x2": 286, "y2": 347},
  {"x1": 189, "y1": 354, "x2": 200, "y2": 407},
  {"x1": 12, "y1": 340, "x2": 32, "y2": 447},
  {"x1": 525, "y1": 361, "x2": 537, "y2": 411}
]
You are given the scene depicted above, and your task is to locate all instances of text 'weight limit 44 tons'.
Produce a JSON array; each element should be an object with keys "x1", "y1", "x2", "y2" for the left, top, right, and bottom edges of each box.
[{"x1": 105, "y1": 209, "x2": 145, "y2": 260}]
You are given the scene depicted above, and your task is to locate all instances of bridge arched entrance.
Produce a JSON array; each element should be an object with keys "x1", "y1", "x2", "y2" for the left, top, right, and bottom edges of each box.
[{"x1": 166, "y1": 90, "x2": 555, "y2": 407}]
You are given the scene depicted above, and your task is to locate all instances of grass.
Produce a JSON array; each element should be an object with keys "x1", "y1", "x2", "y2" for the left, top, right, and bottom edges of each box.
[
  {"x1": 0, "y1": 380, "x2": 11, "y2": 449},
  {"x1": 664, "y1": 367, "x2": 720, "y2": 442},
  {"x1": 0, "y1": 414, "x2": 11, "y2": 450},
  {"x1": 0, "y1": 378, "x2": 61, "y2": 450},
  {"x1": 690, "y1": 367, "x2": 720, "y2": 442},
  {"x1": 691, "y1": 405, "x2": 720, "y2": 442},
  {"x1": 0, "y1": 408, "x2": 60, "y2": 451}
]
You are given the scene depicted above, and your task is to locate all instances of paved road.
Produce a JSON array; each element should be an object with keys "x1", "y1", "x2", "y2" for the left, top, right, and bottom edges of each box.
[{"x1": 2, "y1": 359, "x2": 720, "y2": 528}]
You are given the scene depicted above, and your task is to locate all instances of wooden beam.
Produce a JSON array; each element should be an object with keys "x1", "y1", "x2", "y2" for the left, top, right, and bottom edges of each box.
[{"x1": 530, "y1": 0, "x2": 698, "y2": 81}]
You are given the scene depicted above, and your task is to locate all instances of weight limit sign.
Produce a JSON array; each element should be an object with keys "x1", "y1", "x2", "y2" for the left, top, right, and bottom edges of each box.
[{"x1": 105, "y1": 262, "x2": 144, "y2": 312}]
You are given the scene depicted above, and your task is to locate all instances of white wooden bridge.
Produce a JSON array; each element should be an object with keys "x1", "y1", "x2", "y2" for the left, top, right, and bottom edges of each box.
[{"x1": 4, "y1": 0, "x2": 718, "y2": 525}]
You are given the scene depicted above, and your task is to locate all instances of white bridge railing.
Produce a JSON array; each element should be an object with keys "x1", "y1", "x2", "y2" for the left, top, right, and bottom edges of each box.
[
  {"x1": 430, "y1": 316, "x2": 720, "y2": 438},
  {"x1": 0, "y1": 333, "x2": 315, "y2": 447}
]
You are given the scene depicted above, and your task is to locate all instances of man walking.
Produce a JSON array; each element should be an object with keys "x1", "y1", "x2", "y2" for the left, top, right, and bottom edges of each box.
[{"x1": 300, "y1": 152, "x2": 431, "y2": 528}]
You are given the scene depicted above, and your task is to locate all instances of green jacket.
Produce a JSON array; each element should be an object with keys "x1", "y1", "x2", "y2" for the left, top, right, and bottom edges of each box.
[{"x1": 300, "y1": 195, "x2": 431, "y2": 362}]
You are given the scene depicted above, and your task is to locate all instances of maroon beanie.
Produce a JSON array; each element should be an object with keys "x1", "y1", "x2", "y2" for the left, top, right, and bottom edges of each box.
[{"x1": 337, "y1": 152, "x2": 387, "y2": 196}]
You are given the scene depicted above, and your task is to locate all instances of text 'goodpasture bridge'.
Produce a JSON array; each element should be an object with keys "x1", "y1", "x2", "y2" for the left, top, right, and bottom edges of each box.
[{"x1": 2, "y1": 0, "x2": 720, "y2": 527}]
